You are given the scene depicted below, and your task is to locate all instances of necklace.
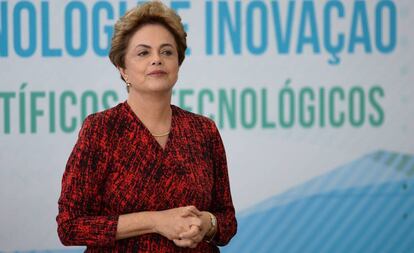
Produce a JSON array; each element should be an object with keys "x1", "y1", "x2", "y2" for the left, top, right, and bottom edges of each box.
[
  {"x1": 151, "y1": 130, "x2": 170, "y2": 137},
  {"x1": 148, "y1": 107, "x2": 172, "y2": 137}
]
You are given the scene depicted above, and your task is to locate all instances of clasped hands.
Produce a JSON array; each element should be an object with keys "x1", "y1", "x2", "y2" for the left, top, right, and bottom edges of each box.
[{"x1": 155, "y1": 205, "x2": 211, "y2": 248}]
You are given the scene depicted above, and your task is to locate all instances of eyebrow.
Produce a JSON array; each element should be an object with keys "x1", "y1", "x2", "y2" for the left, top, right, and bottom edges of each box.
[{"x1": 135, "y1": 43, "x2": 175, "y2": 50}]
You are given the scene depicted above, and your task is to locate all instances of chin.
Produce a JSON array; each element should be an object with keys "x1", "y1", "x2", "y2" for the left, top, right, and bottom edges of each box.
[
  {"x1": 150, "y1": 81, "x2": 175, "y2": 90},
  {"x1": 149, "y1": 85, "x2": 174, "y2": 93}
]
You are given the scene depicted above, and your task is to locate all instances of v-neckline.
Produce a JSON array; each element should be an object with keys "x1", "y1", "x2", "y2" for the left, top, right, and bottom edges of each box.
[{"x1": 123, "y1": 101, "x2": 176, "y2": 153}]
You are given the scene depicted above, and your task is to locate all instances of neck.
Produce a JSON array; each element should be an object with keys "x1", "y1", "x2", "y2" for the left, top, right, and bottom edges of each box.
[{"x1": 127, "y1": 91, "x2": 172, "y2": 134}]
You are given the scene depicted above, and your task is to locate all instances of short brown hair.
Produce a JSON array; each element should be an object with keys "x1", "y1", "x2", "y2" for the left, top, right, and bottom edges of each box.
[{"x1": 109, "y1": 1, "x2": 187, "y2": 71}]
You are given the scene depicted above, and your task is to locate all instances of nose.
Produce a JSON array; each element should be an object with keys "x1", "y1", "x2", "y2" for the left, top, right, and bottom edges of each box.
[
  {"x1": 151, "y1": 53, "x2": 162, "y2": 66},
  {"x1": 151, "y1": 60, "x2": 162, "y2": 66}
]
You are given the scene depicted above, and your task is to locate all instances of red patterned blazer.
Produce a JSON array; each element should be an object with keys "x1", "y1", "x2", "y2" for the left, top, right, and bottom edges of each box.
[{"x1": 57, "y1": 101, "x2": 237, "y2": 252}]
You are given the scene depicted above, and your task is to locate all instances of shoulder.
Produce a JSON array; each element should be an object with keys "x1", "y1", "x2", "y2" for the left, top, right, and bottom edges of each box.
[
  {"x1": 172, "y1": 105, "x2": 218, "y2": 132},
  {"x1": 86, "y1": 102, "x2": 126, "y2": 121},
  {"x1": 79, "y1": 102, "x2": 127, "y2": 138}
]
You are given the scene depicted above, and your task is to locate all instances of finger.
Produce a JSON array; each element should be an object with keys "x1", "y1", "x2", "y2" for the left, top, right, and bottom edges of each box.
[
  {"x1": 173, "y1": 238, "x2": 194, "y2": 248},
  {"x1": 191, "y1": 234, "x2": 204, "y2": 243},
  {"x1": 185, "y1": 205, "x2": 202, "y2": 216},
  {"x1": 189, "y1": 217, "x2": 202, "y2": 228},
  {"x1": 189, "y1": 242, "x2": 199, "y2": 248},
  {"x1": 179, "y1": 225, "x2": 200, "y2": 239},
  {"x1": 180, "y1": 207, "x2": 194, "y2": 217},
  {"x1": 173, "y1": 239, "x2": 185, "y2": 247}
]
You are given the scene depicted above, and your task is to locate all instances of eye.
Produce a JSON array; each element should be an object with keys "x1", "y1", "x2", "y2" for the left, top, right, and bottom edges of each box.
[
  {"x1": 137, "y1": 51, "x2": 148, "y2": 56},
  {"x1": 162, "y1": 50, "x2": 173, "y2": 56}
]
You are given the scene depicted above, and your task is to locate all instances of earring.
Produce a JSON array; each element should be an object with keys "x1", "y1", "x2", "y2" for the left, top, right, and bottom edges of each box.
[{"x1": 125, "y1": 76, "x2": 131, "y2": 87}]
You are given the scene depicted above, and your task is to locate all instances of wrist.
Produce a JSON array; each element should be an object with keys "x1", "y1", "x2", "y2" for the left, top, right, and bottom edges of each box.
[
  {"x1": 149, "y1": 211, "x2": 161, "y2": 234},
  {"x1": 203, "y1": 211, "x2": 217, "y2": 243},
  {"x1": 200, "y1": 212, "x2": 210, "y2": 232}
]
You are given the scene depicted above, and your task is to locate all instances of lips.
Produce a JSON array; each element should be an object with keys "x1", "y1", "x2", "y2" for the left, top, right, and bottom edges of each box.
[{"x1": 148, "y1": 70, "x2": 167, "y2": 76}]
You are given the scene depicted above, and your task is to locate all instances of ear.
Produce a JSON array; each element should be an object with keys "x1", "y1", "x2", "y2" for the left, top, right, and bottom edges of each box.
[{"x1": 118, "y1": 67, "x2": 128, "y2": 80}]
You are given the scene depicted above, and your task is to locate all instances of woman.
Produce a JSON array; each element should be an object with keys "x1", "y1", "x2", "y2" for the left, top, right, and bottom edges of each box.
[{"x1": 56, "y1": 1, "x2": 237, "y2": 252}]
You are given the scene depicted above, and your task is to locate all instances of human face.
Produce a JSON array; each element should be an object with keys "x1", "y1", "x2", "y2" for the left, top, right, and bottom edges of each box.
[{"x1": 120, "y1": 24, "x2": 179, "y2": 94}]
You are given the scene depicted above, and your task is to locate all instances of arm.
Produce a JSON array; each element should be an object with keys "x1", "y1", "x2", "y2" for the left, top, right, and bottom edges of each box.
[
  {"x1": 208, "y1": 121, "x2": 237, "y2": 246},
  {"x1": 56, "y1": 115, "x2": 119, "y2": 246},
  {"x1": 177, "y1": 121, "x2": 237, "y2": 247}
]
